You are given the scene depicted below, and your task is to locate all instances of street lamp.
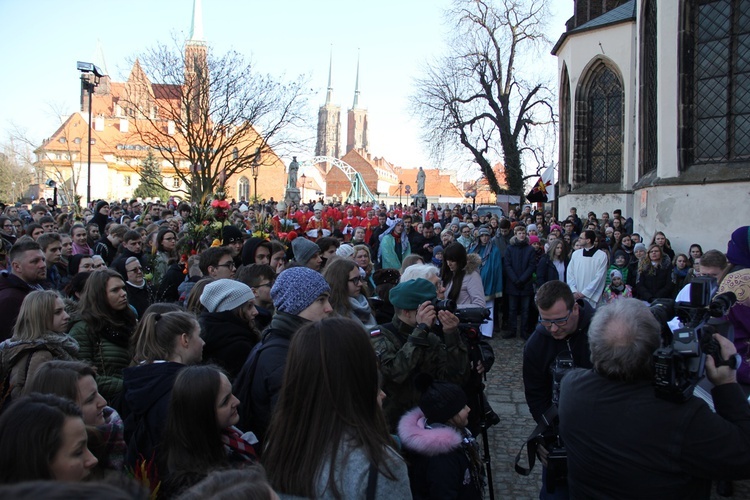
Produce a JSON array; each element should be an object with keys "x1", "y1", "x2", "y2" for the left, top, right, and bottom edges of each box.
[
  {"x1": 77, "y1": 61, "x2": 105, "y2": 207},
  {"x1": 398, "y1": 180, "x2": 403, "y2": 205},
  {"x1": 250, "y1": 147, "x2": 261, "y2": 202},
  {"x1": 464, "y1": 190, "x2": 477, "y2": 211},
  {"x1": 300, "y1": 173, "x2": 307, "y2": 202}
]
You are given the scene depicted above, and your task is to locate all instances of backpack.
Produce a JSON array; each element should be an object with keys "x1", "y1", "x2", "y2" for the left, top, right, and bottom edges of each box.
[{"x1": 232, "y1": 333, "x2": 290, "y2": 433}]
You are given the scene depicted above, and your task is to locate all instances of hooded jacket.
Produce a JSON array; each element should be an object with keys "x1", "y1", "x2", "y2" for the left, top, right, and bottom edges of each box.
[
  {"x1": 398, "y1": 408, "x2": 484, "y2": 500},
  {"x1": 0, "y1": 334, "x2": 78, "y2": 398},
  {"x1": 199, "y1": 310, "x2": 260, "y2": 380},
  {"x1": 121, "y1": 361, "x2": 185, "y2": 468},
  {"x1": 503, "y1": 236, "x2": 536, "y2": 296},
  {"x1": 444, "y1": 254, "x2": 486, "y2": 307}
]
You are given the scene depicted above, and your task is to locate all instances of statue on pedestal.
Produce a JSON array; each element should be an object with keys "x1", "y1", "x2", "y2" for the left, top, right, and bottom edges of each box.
[{"x1": 416, "y1": 166, "x2": 426, "y2": 195}]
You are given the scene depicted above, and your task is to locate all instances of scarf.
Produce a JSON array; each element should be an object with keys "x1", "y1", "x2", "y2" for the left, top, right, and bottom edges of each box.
[
  {"x1": 91, "y1": 406, "x2": 127, "y2": 471},
  {"x1": 348, "y1": 295, "x2": 377, "y2": 330},
  {"x1": 221, "y1": 426, "x2": 257, "y2": 462},
  {"x1": 72, "y1": 242, "x2": 92, "y2": 256},
  {"x1": 610, "y1": 282, "x2": 625, "y2": 295}
]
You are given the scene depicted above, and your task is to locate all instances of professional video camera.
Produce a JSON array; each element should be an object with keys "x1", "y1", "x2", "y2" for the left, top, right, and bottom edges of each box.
[{"x1": 651, "y1": 277, "x2": 737, "y2": 403}]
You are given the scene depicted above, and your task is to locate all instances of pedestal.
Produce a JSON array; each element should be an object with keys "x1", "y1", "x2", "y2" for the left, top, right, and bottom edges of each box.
[
  {"x1": 413, "y1": 193, "x2": 428, "y2": 210},
  {"x1": 284, "y1": 188, "x2": 301, "y2": 206}
]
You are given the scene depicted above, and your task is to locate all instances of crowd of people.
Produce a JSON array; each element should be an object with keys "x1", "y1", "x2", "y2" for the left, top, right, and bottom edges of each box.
[{"x1": 0, "y1": 195, "x2": 747, "y2": 499}]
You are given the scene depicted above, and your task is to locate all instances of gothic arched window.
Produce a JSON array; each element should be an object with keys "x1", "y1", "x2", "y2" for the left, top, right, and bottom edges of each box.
[
  {"x1": 238, "y1": 176, "x2": 249, "y2": 202},
  {"x1": 560, "y1": 64, "x2": 571, "y2": 193},
  {"x1": 640, "y1": 0, "x2": 657, "y2": 175}
]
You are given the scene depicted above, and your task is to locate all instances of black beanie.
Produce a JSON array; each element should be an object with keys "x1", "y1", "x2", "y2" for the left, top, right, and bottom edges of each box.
[{"x1": 415, "y1": 373, "x2": 467, "y2": 424}]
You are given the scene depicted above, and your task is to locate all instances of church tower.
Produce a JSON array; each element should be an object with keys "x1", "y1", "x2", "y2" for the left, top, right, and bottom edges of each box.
[
  {"x1": 346, "y1": 53, "x2": 368, "y2": 153},
  {"x1": 315, "y1": 49, "x2": 342, "y2": 162},
  {"x1": 184, "y1": 0, "x2": 208, "y2": 123}
]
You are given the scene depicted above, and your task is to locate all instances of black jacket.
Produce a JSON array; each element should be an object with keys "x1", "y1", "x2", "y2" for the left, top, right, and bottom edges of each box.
[
  {"x1": 559, "y1": 371, "x2": 750, "y2": 499},
  {"x1": 536, "y1": 254, "x2": 569, "y2": 287},
  {"x1": 635, "y1": 264, "x2": 674, "y2": 302},
  {"x1": 94, "y1": 237, "x2": 118, "y2": 266},
  {"x1": 522, "y1": 300, "x2": 594, "y2": 423},
  {"x1": 125, "y1": 282, "x2": 151, "y2": 319},
  {"x1": 237, "y1": 312, "x2": 309, "y2": 446},
  {"x1": 411, "y1": 234, "x2": 441, "y2": 261},
  {"x1": 121, "y1": 361, "x2": 185, "y2": 469},
  {"x1": 0, "y1": 272, "x2": 39, "y2": 341},
  {"x1": 200, "y1": 310, "x2": 260, "y2": 380},
  {"x1": 503, "y1": 236, "x2": 536, "y2": 296}
]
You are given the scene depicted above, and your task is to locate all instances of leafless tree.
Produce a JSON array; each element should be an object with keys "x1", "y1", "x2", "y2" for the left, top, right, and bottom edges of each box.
[
  {"x1": 413, "y1": 0, "x2": 556, "y2": 199},
  {"x1": 122, "y1": 38, "x2": 312, "y2": 201},
  {"x1": 0, "y1": 140, "x2": 34, "y2": 203}
]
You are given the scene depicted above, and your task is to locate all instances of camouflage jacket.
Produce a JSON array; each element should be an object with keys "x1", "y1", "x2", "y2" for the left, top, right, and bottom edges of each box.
[{"x1": 371, "y1": 316, "x2": 470, "y2": 431}]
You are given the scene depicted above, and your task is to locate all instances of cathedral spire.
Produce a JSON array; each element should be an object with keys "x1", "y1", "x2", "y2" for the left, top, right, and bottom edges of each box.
[
  {"x1": 189, "y1": 0, "x2": 205, "y2": 43},
  {"x1": 352, "y1": 49, "x2": 361, "y2": 109},
  {"x1": 325, "y1": 45, "x2": 334, "y2": 105}
]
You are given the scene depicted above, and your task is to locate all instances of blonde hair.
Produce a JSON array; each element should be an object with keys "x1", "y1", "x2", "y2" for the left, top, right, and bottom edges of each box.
[{"x1": 12, "y1": 290, "x2": 64, "y2": 341}]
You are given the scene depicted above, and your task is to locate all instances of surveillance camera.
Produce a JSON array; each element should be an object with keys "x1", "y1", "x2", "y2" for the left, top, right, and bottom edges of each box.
[{"x1": 76, "y1": 61, "x2": 106, "y2": 78}]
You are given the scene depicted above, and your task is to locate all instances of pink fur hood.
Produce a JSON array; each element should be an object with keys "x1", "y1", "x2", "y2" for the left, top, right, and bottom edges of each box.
[{"x1": 397, "y1": 408, "x2": 462, "y2": 456}]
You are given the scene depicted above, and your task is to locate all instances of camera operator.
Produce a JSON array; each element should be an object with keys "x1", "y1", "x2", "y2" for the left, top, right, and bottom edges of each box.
[
  {"x1": 371, "y1": 278, "x2": 470, "y2": 431},
  {"x1": 522, "y1": 280, "x2": 595, "y2": 499},
  {"x1": 558, "y1": 298, "x2": 750, "y2": 499}
]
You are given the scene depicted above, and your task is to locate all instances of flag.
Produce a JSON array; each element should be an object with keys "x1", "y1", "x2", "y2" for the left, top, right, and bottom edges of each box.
[
  {"x1": 541, "y1": 164, "x2": 555, "y2": 201},
  {"x1": 526, "y1": 176, "x2": 549, "y2": 202}
]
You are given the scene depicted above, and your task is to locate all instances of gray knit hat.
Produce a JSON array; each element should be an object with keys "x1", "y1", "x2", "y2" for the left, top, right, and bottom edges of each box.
[
  {"x1": 200, "y1": 279, "x2": 255, "y2": 313},
  {"x1": 634, "y1": 243, "x2": 647, "y2": 253},
  {"x1": 271, "y1": 267, "x2": 330, "y2": 315},
  {"x1": 292, "y1": 237, "x2": 320, "y2": 265},
  {"x1": 336, "y1": 244, "x2": 355, "y2": 258}
]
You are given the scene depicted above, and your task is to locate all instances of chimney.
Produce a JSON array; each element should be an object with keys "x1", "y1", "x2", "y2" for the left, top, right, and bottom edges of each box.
[
  {"x1": 94, "y1": 115, "x2": 105, "y2": 132},
  {"x1": 168, "y1": 120, "x2": 175, "y2": 136},
  {"x1": 120, "y1": 118, "x2": 129, "y2": 133}
]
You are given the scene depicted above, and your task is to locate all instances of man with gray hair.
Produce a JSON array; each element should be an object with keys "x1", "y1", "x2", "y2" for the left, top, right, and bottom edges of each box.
[{"x1": 559, "y1": 298, "x2": 750, "y2": 498}]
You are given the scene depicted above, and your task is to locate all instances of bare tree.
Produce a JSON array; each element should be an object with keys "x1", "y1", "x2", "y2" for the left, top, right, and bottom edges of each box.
[
  {"x1": 122, "y1": 38, "x2": 311, "y2": 201},
  {"x1": 0, "y1": 140, "x2": 34, "y2": 203},
  {"x1": 413, "y1": 0, "x2": 556, "y2": 199}
]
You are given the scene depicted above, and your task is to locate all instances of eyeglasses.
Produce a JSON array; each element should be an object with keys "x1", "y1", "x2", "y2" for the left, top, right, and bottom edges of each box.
[
  {"x1": 216, "y1": 262, "x2": 236, "y2": 270},
  {"x1": 348, "y1": 276, "x2": 363, "y2": 285},
  {"x1": 255, "y1": 281, "x2": 274, "y2": 289},
  {"x1": 538, "y1": 310, "x2": 573, "y2": 328},
  {"x1": 126, "y1": 266, "x2": 143, "y2": 273}
]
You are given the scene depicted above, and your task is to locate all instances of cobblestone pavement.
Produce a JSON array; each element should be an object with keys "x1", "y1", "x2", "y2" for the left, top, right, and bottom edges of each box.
[{"x1": 480, "y1": 335, "x2": 750, "y2": 500}]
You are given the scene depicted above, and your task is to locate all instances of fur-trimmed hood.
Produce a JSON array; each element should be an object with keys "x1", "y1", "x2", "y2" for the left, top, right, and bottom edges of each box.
[
  {"x1": 397, "y1": 408, "x2": 462, "y2": 456},
  {"x1": 465, "y1": 253, "x2": 482, "y2": 274}
]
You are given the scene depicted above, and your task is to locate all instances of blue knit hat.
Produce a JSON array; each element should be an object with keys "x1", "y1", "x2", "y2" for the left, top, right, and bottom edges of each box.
[{"x1": 271, "y1": 267, "x2": 330, "y2": 315}]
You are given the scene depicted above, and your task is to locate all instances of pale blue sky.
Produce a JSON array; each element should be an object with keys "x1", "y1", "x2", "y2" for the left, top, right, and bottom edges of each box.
[{"x1": 0, "y1": 0, "x2": 571, "y2": 175}]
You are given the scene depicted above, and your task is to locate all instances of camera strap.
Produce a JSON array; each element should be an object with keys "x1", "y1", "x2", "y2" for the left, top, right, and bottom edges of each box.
[{"x1": 514, "y1": 405, "x2": 558, "y2": 476}]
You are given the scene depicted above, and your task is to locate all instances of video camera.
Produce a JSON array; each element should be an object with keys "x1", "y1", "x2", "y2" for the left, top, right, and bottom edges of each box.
[
  {"x1": 431, "y1": 298, "x2": 491, "y2": 328},
  {"x1": 651, "y1": 277, "x2": 736, "y2": 403}
]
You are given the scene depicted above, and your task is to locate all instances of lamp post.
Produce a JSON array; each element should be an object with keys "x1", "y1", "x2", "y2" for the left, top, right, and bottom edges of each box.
[
  {"x1": 77, "y1": 62, "x2": 105, "y2": 207},
  {"x1": 464, "y1": 190, "x2": 477, "y2": 211},
  {"x1": 398, "y1": 180, "x2": 403, "y2": 205},
  {"x1": 300, "y1": 173, "x2": 307, "y2": 202},
  {"x1": 250, "y1": 148, "x2": 260, "y2": 203}
]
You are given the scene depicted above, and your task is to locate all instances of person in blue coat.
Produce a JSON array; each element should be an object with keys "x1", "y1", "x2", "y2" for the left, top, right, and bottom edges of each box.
[{"x1": 469, "y1": 227, "x2": 503, "y2": 338}]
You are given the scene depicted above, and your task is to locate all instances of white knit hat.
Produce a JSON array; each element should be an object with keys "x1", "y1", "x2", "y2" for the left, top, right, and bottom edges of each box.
[
  {"x1": 200, "y1": 279, "x2": 254, "y2": 313},
  {"x1": 336, "y1": 244, "x2": 355, "y2": 258}
]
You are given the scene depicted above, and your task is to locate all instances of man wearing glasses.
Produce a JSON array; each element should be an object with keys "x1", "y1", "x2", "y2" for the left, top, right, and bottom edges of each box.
[
  {"x1": 522, "y1": 280, "x2": 594, "y2": 499},
  {"x1": 199, "y1": 247, "x2": 236, "y2": 280}
]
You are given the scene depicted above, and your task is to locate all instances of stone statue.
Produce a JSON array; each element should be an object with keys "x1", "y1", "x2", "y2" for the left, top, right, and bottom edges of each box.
[
  {"x1": 287, "y1": 156, "x2": 299, "y2": 190},
  {"x1": 416, "y1": 166, "x2": 426, "y2": 194}
]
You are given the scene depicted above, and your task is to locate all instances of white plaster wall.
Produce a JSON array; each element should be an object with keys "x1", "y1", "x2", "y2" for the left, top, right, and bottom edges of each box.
[
  {"x1": 631, "y1": 182, "x2": 750, "y2": 256},
  {"x1": 75, "y1": 160, "x2": 110, "y2": 201},
  {"x1": 557, "y1": 193, "x2": 632, "y2": 222},
  {"x1": 556, "y1": 21, "x2": 637, "y2": 189}
]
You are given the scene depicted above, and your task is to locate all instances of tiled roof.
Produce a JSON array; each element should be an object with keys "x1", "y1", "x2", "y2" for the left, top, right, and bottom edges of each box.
[{"x1": 551, "y1": 0, "x2": 636, "y2": 55}]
